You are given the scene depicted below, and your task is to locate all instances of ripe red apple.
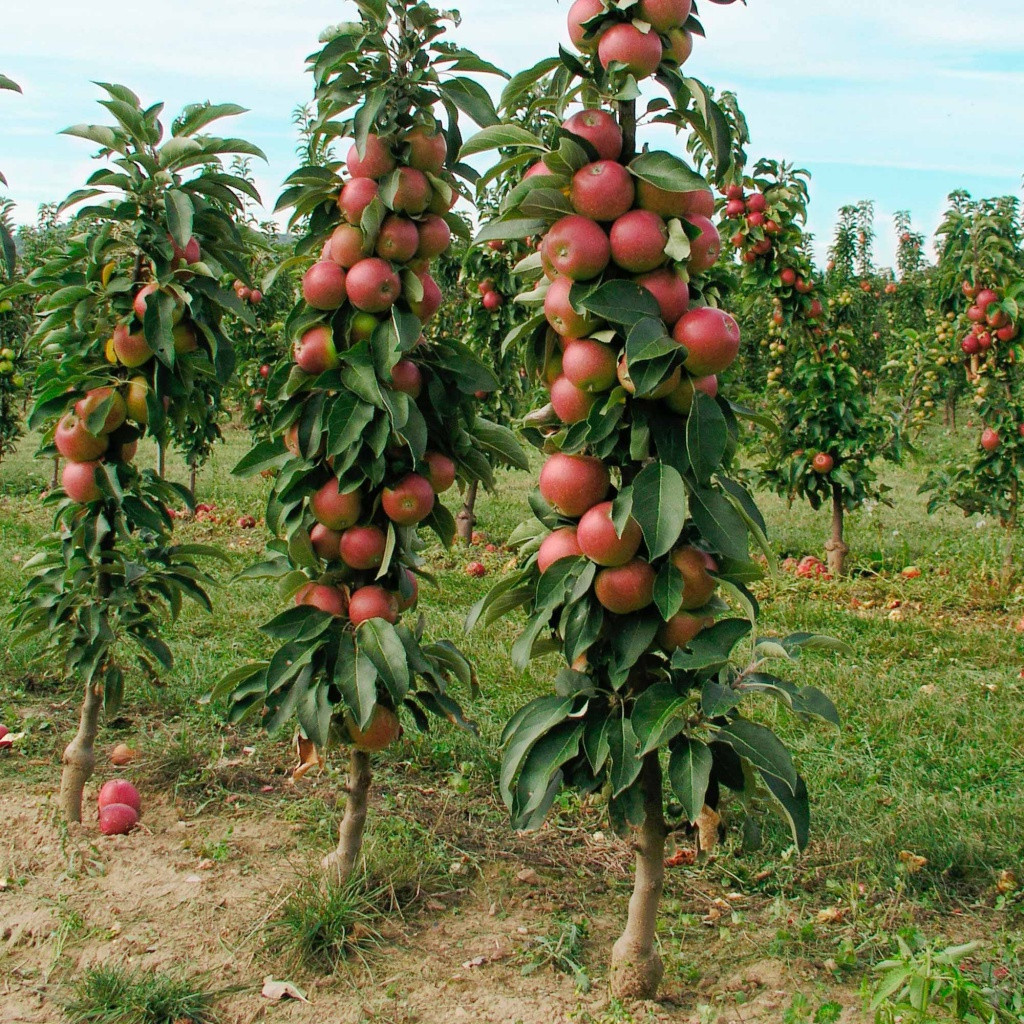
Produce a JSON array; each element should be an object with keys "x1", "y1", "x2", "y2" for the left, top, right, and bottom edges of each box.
[
  {"x1": 746, "y1": 192, "x2": 767, "y2": 214},
  {"x1": 382, "y1": 473, "x2": 435, "y2": 526},
  {"x1": 544, "y1": 275, "x2": 602, "y2": 337},
  {"x1": 329, "y1": 224, "x2": 365, "y2": 268},
  {"x1": 348, "y1": 585, "x2": 399, "y2": 626},
  {"x1": 169, "y1": 233, "x2": 201, "y2": 265},
  {"x1": 967, "y1": 305, "x2": 985, "y2": 323},
  {"x1": 416, "y1": 215, "x2": 452, "y2": 259},
  {"x1": 637, "y1": 0, "x2": 693, "y2": 32},
  {"x1": 482, "y1": 290, "x2": 503, "y2": 311},
  {"x1": 981, "y1": 428, "x2": 1000, "y2": 452},
  {"x1": 725, "y1": 198, "x2": 746, "y2": 218},
  {"x1": 346, "y1": 133, "x2": 396, "y2": 180},
  {"x1": 62, "y1": 461, "x2": 103, "y2": 503},
  {"x1": 636, "y1": 267, "x2": 689, "y2": 327},
  {"x1": 423, "y1": 451, "x2": 457, "y2": 493},
  {"x1": 302, "y1": 261, "x2": 347, "y2": 310},
  {"x1": 610, "y1": 209, "x2": 668, "y2": 273},
  {"x1": 594, "y1": 558, "x2": 656, "y2": 613},
  {"x1": 977, "y1": 332, "x2": 992, "y2": 350},
  {"x1": 98, "y1": 779, "x2": 142, "y2": 812},
  {"x1": 812, "y1": 452, "x2": 834, "y2": 473},
  {"x1": 578, "y1": 501, "x2": 643, "y2": 566},
  {"x1": 987, "y1": 308, "x2": 1009, "y2": 330},
  {"x1": 113, "y1": 329, "x2": 154, "y2": 369},
  {"x1": 746, "y1": 211, "x2": 765, "y2": 228},
  {"x1": 961, "y1": 334, "x2": 980, "y2": 355},
  {"x1": 635, "y1": 180, "x2": 713, "y2": 219},
  {"x1": 296, "y1": 582, "x2": 349, "y2": 617},
  {"x1": 542, "y1": 215, "x2": 611, "y2": 281},
  {"x1": 671, "y1": 546, "x2": 716, "y2": 609},
  {"x1": 389, "y1": 167, "x2": 432, "y2": 216},
  {"x1": 122, "y1": 376, "x2": 149, "y2": 425},
  {"x1": 133, "y1": 283, "x2": 160, "y2": 321},
  {"x1": 389, "y1": 358, "x2": 423, "y2": 398},
  {"x1": 347, "y1": 258, "x2": 401, "y2": 313},
  {"x1": 657, "y1": 611, "x2": 713, "y2": 650},
  {"x1": 339, "y1": 525, "x2": 387, "y2": 570},
  {"x1": 561, "y1": 108, "x2": 623, "y2": 161},
  {"x1": 375, "y1": 215, "x2": 420, "y2": 263},
  {"x1": 598, "y1": 23, "x2": 663, "y2": 79},
  {"x1": 570, "y1": 161, "x2": 636, "y2": 222},
  {"x1": 538, "y1": 527, "x2": 584, "y2": 572},
  {"x1": 294, "y1": 325, "x2": 340, "y2": 374},
  {"x1": 403, "y1": 124, "x2": 447, "y2": 174},
  {"x1": 339, "y1": 177, "x2": 379, "y2": 223},
  {"x1": 408, "y1": 271, "x2": 442, "y2": 321},
  {"x1": 567, "y1": 0, "x2": 606, "y2": 51},
  {"x1": 975, "y1": 288, "x2": 999, "y2": 312},
  {"x1": 344, "y1": 705, "x2": 400, "y2": 750},
  {"x1": 310, "y1": 523, "x2": 343, "y2": 562},
  {"x1": 780, "y1": 267, "x2": 797, "y2": 287},
  {"x1": 562, "y1": 338, "x2": 618, "y2": 393},
  {"x1": 996, "y1": 324, "x2": 1019, "y2": 342},
  {"x1": 663, "y1": 373, "x2": 718, "y2": 414},
  {"x1": 673, "y1": 306, "x2": 740, "y2": 376},
  {"x1": 539, "y1": 452, "x2": 610, "y2": 517},
  {"x1": 311, "y1": 479, "x2": 362, "y2": 530},
  {"x1": 551, "y1": 374, "x2": 597, "y2": 423},
  {"x1": 75, "y1": 387, "x2": 127, "y2": 434},
  {"x1": 685, "y1": 215, "x2": 722, "y2": 272},
  {"x1": 962, "y1": 279, "x2": 978, "y2": 299},
  {"x1": 55, "y1": 413, "x2": 108, "y2": 462},
  {"x1": 807, "y1": 298, "x2": 824, "y2": 320},
  {"x1": 99, "y1": 803, "x2": 139, "y2": 836}
]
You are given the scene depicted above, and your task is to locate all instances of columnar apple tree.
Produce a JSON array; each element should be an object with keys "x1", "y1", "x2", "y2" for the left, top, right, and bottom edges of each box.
[
  {"x1": 9, "y1": 87, "x2": 260, "y2": 821},
  {"x1": 925, "y1": 193, "x2": 1024, "y2": 586},
  {"x1": 464, "y1": 0, "x2": 839, "y2": 1001},
  {"x1": 0, "y1": 73, "x2": 21, "y2": 279},
  {"x1": 723, "y1": 162, "x2": 897, "y2": 575},
  {"x1": 215, "y1": 0, "x2": 523, "y2": 885}
]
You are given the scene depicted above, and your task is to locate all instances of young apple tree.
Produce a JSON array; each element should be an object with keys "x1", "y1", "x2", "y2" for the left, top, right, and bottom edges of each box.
[
  {"x1": 464, "y1": 0, "x2": 840, "y2": 1001},
  {"x1": 214, "y1": 0, "x2": 524, "y2": 885},
  {"x1": 924, "y1": 193, "x2": 1024, "y2": 587},
  {"x1": 8, "y1": 86, "x2": 260, "y2": 822},
  {"x1": 722, "y1": 161, "x2": 899, "y2": 575}
]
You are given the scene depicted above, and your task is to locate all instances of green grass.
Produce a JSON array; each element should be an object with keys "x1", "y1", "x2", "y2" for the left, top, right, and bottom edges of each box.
[
  {"x1": 2, "y1": 414, "x2": 1023, "y2": 1003},
  {"x1": 64, "y1": 965, "x2": 220, "y2": 1024}
]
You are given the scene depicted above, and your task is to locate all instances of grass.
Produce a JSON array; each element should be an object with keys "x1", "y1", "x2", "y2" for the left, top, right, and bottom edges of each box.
[
  {"x1": 64, "y1": 965, "x2": 221, "y2": 1024},
  {"x1": 1, "y1": 413, "x2": 1023, "y2": 1007}
]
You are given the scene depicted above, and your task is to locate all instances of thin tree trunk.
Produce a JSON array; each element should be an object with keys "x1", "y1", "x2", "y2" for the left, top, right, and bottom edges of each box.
[
  {"x1": 611, "y1": 753, "x2": 667, "y2": 1000},
  {"x1": 456, "y1": 479, "x2": 478, "y2": 546},
  {"x1": 1001, "y1": 481, "x2": 1018, "y2": 592},
  {"x1": 51, "y1": 455, "x2": 60, "y2": 490},
  {"x1": 322, "y1": 748, "x2": 372, "y2": 885},
  {"x1": 825, "y1": 483, "x2": 848, "y2": 575},
  {"x1": 59, "y1": 678, "x2": 103, "y2": 822},
  {"x1": 944, "y1": 391, "x2": 957, "y2": 432},
  {"x1": 156, "y1": 441, "x2": 165, "y2": 479},
  {"x1": 188, "y1": 460, "x2": 197, "y2": 499}
]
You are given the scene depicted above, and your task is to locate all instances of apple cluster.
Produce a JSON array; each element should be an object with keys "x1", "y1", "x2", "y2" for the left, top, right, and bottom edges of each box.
[
  {"x1": 284, "y1": 125, "x2": 461, "y2": 637},
  {"x1": 568, "y1": 0, "x2": 696, "y2": 77},
  {"x1": 97, "y1": 778, "x2": 142, "y2": 836},
  {"x1": 54, "y1": 239, "x2": 212, "y2": 505}
]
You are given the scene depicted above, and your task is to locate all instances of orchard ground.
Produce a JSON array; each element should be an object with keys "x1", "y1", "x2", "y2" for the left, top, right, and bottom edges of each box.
[{"x1": 1, "y1": 419, "x2": 1022, "y2": 1024}]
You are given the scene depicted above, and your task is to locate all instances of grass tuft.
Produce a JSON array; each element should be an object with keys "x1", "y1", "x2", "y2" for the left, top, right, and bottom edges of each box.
[{"x1": 64, "y1": 965, "x2": 220, "y2": 1024}]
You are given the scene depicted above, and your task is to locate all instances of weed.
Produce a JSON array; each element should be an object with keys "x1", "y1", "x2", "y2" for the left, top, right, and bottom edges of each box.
[{"x1": 64, "y1": 965, "x2": 220, "y2": 1024}]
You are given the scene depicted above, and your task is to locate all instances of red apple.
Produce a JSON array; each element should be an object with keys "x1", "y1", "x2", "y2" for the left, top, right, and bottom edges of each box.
[
  {"x1": 594, "y1": 559, "x2": 656, "y2": 613},
  {"x1": 657, "y1": 611, "x2": 713, "y2": 649},
  {"x1": 538, "y1": 527, "x2": 584, "y2": 572},
  {"x1": 636, "y1": 268, "x2": 690, "y2": 327},
  {"x1": 389, "y1": 358, "x2": 423, "y2": 398},
  {"x1": 567, "y1": 0, "x2": 606, "y2": 51},
  {"x1": 375, "y1": 215, "x2": 420, "y2": 263},
  {"x1": 382, "y1": 473, "x2": 435, "y2": 526},
  {"x1": 598, "y1": 23, "x2": 663, "y2": 79},
  {"x1": 294, "y1": 325, "x2": 340, "y2": 374},
  {"x1": 673, "y1": 306, "x2": 740, "y2": 375},
  {"x1": 55, "y1": 413, "x2": 108, "y2": 462},
  {"x1": 330, "y1": 224, "x2": 365, "y2": 268},
  {"x1": 975, "y1": 289, "x2": 999, "y2": 312},
  {"x1": 339, "y1": 525, "x2": 387, "y2": 570},
  {"x1": 550, "y1": 374, "x2": 597, "y2": 423},
  {"x1": 423, "y1": 451, "x2": 457, "y2": 493},
  {"x1": 348, "y1": 585, "x2": 399, "y2": 625},
  {"x1": 62, "y1": 461, "x2": 103, "y2": 503},
  {"x1": 408, "y1": 271, "x2": 442, "y2": 321},
  {"x1": 562, "y1": 338, "x2": 618, "y2": 392},
  {"x1": 347, "y1": 258, "x2": 401, "y2": 313},
  {"x1": 310, "y1": 523, "x2": 343, "y2": 562},
  {"x1": 539, "y1": 452, "x2": 610, "y2": 517},
  {"x1": 416, "y1": 215, "x2": 452, "y2": 259},
  {"x1": 302, "y1": 261, "x2": 347, "y2": 310},
  {"x1": 542, "y1": 215, "x2": 611, "y2": 281},
  {"x1": 98, "y1": 779, "x2": 141, "y2": 813},
  {"x1": 671, "y1": 546, "x2": 716, "y2": 609},
  {"x1": 685, "y1": 214, "x2": 722, "y2": 272},
  {"x1": 570, "y1": 161, "x2": 636, "y2": 222},
  {"x1": 403, "y1": 124, "x2": 447, "y2": 174},
  {"x1": 75, "y1": 387, "x2": 127, "y2": 434},
  {"x1": 113, "y1": 329, "x2": 154, "y2": 369},
  {"x1": 482, "y1": 290, "x2": 503, "y2": 310},
  {"x1": 637, "y1": 0, "x2": 693, "y2": 32},
  {"x1": 339, "y1": 177, "x2": 379, "y2": 223},
  {"x1": 544, "y1": 275, "x2": 602, "y2": 337},
  {"x1": 561, "y1": 108, "x2": 623, "y2": 161},
  {"x1": 780, "y1": 268, "x2": 797, "y2": 287},
  {"x1": 746, "y1": 192, "x2": 767, "y2": 213},
  {"x1": 981, "y1": 428, "x2": 1000, "y2": 452},
  {"x1": 389, "y1": 167, "x2": 432, "y2": 215},
  {"x1": 295, "y1": 582, "x2": 348, "y2": 617},
  {"x1": 346, "y1": 133, "x2": 396, "y2": 180},
  {"x1": 812, "y1": 452, "x2": 834, "y2": 473},
  {"x1": 578, "y1": 501, "x2": 643, "y2": 566},
  {"x1": 311, "y1": 479, "x2": 362, "y2": 530},
  {"x1": 610, "y1": 209, "x2": 668, "y2": 273},
  {"x1": 99, "y1": 803, "x2": 139, "y2": 836}
]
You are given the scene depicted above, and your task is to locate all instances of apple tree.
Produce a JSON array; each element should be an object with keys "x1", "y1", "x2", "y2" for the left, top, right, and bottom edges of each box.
[
  {"x1": 924, "y1": 193, "x2": 1024, "y2": 587},
  {"x1": 0, "y1": 74, "x2": 24, "y2": 460},
  {"x1": 8, "y1": 86, "x2": 260, "y2": 821},
  {"x1": 722, "y1": 162, "x2": 899, "y2": 575},
  {"x1": 464, "y1": 0, "x2": 840, "y2": 1000},
  {"x1": 214, "y1": 0, "x2": 524, "y2": 885}
]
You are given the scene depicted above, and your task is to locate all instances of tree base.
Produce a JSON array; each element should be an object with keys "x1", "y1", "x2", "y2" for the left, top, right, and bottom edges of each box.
[{"x1": 610, "y1": 938, "x2": 664, "y2": 1000}]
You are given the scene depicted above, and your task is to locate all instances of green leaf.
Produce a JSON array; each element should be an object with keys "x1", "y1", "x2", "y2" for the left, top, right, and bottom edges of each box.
[
  {"x1": 700, "y1": 679, "x2": 740, "y2": 717},
  {"x1": 470, "y1": 417, "x2": 529, "y2": 470},
  {"x1": 459, "y1": 124, "x2": 547, "y2": 159},
  {"x1": 631, "y1": 462, "x2": 687, "y2": 560},
  {"x1": 687, "y1": 392, "x2": 728, "y2": 484},
  {"x1": 357, "y1": 618, "x2": 410, "y2": 704},
  {"x1": 473, "y1": 217, "x2": 548, "y2": 244},
  {"x1": 688, "y1": 486, "x2": 749, "y2": 561},
  {"x1": 761, "y1": 771, "x2": 810, "y2": 850},
  {"x1": 519, "y1": 187, "x2": 574, "y2": 221},
  {"x1": 653, "y1": 561, "x2": 684, "y2": 620},
  {"x1": 628, "y1": 150, "x2": 708, "y2": 193},
  {"x1": 632, "y1": 683, "x2": 689, "y2": 755},
  {"x1": 500, "y1": 695, "x2": 575, "y2": 810},
  {"x1": 334, "y1": 636, "x2": 379, "y2": 730},
  {"x1": 165, "y1": 189, "x2": 194, "y2": 248},
  {"x1": 511, "y1": 721, "x2": 583, "y2": 829},
  {"x1": 232, "y1": 439, "x2": 288, "y2": 477},
  {"x1": 440, "y1": 77, "x2": 499, "y2": 128},
  {"x1": 173, "y1": 102, "x2": 247, "y2": 137},
  {"x1": 579, "y1": 280, "x2": 661, "y2": 326},
  {"x1": 670, "y1": 618, "x2": 751, "y2": 672},
  {"x1": 668, "y1": 737, "x2": 713, "y2": 823},
  {"x1": 607, "y1": 715, "x2": 643, "y2": 797},
  {"x1": 715, "y1": 719, "x2": 797, "y2": 793}
]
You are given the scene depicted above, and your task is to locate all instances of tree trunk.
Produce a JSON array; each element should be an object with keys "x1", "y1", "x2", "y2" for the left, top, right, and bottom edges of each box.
[
  {"x1": 610, "y1": 753, "x2": 667, "y2": 1001},
  {"x1": 59, "y1": 678, "x2": 103, "y2": 823},
  {"x1": 322, "y1": 748, "x2": 372, "y2": 885},
  {"x1": 944, "y1": 391, "x2": 957, "y2": 432},
  {"x1": 156, "y1": 441, "x2": 165, "y2": 479},
  {"x1": 188, "y1": 460, "x2": 197, "y2": 500},
  {"x1": 456, "y1": 479, "x2": 478, "y2": 546},
  {"x1": 51, "y1": 455, "x2": 60, "y2": 490},
  {"x1": 825, "y1": 483, "x2": 848, "y2": 576}
]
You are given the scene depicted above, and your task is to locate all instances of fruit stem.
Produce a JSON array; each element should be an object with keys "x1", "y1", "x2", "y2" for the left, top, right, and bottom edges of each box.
[
  {"x1": 617, "y1": 100, "x2": 637, "y2": 163},
  {"x1": 59, "y1": 677, "x2": 103, "y2": 823},
  {"x1": 322, "y1": 748, "x2": 372, "y2": 885},
  {"x1": 456, "y1": 479, "x2": 479, "y2": 545},
  {"x1": 610, "y1": 751, "x2": 667, "y2": 1000}
]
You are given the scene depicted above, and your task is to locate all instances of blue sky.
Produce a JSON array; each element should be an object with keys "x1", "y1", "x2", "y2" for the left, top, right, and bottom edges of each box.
[{"x1": 2, "y1": 0, "x2": 1022, "y2": 268}]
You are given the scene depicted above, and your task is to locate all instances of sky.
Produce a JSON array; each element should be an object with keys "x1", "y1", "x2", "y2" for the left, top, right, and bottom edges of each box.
[{"x1": 2, "y1": 0, "x2": 1023, "y2": 269}]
